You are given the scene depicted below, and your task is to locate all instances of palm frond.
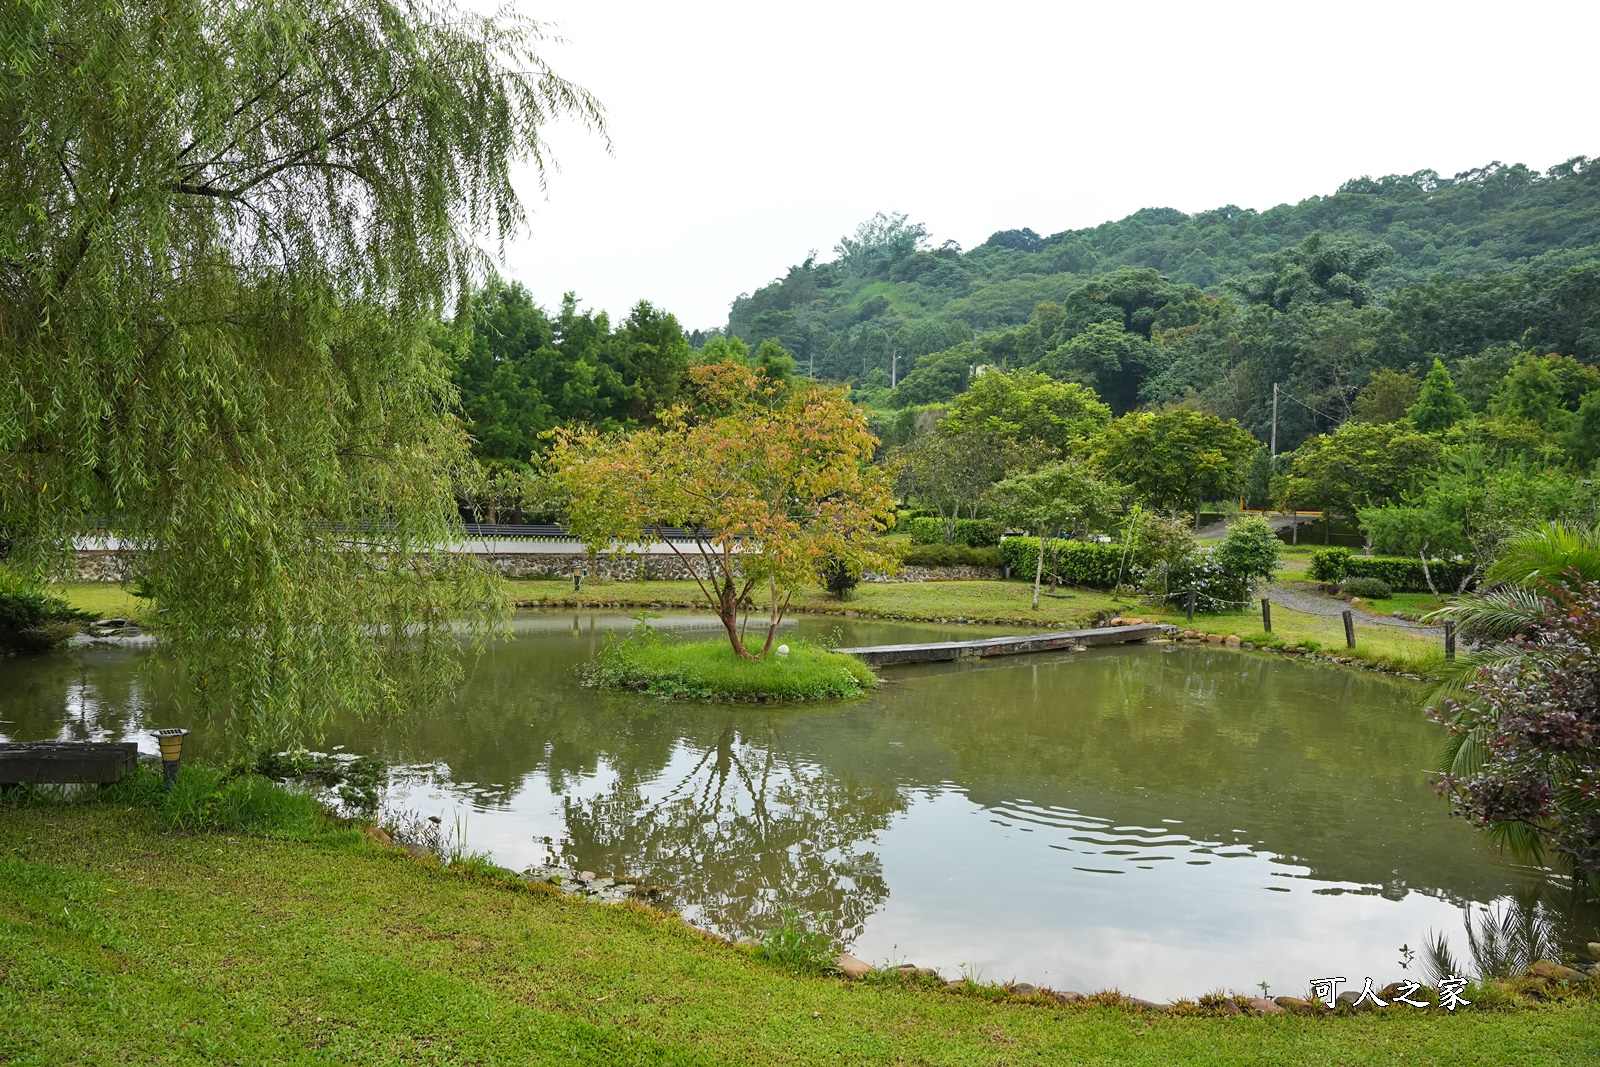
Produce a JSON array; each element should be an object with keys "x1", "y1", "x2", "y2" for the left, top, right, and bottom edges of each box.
[
  {"x1": 1462, "y1": 893, "x2": 1560, "y2": 979},
  {"x1": 1426, "y1": 586, "x2": 1551, "y2": 642},
  {"x1": 1423, "y1": 928, "x2": 1463, "y2": 986},
  {"x1": 1483, "y1": 521, "x2": 1600, "y2": 590},
  {"x1": 1485, "y1": 819, "x2": 1546, "y2": 865}
]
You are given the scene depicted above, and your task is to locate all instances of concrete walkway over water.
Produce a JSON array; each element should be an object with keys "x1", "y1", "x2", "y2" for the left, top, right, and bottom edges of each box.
[{"x1": 835, "y1": 623, "x2": 1169, "y2": 666}]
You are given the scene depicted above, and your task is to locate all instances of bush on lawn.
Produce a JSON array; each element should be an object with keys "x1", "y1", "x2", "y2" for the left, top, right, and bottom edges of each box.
[
  {"x1": 0, "y1": 566, "x2": 88, "y2": 653},
  {"x1": 1340, "y1": 576, "x2": 1394, "y2": 599}
]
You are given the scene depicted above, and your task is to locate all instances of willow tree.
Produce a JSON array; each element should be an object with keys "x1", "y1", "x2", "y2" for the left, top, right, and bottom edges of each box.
[
  {"x1": 547, "y1": 362, "x2": 897, "y2": 658},
  {"x1": 0, "y1": 0, "x2": 604, "y2": 747}
]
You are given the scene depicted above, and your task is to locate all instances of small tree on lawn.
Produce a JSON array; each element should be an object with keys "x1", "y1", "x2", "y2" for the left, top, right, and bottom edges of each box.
[
  {"x1": 1090, "y1": 410, "x2": 1257, "y2": 521},
  {"x1": 985, "y1": 461, "x2": 1118, "y2": 610},
  {"x1": 1212, "y1": 516, "x2": 1283, "y2": 589},
  {"x1": 547, "y1": 362, "x2": 896, "y2": 657},
  {"x1": 892, "y1": 424, "x2": 1019, "y2": 541}
]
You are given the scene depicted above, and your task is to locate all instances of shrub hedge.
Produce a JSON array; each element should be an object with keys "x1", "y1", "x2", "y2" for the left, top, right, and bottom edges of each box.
[
  {"x1": 999, "y1": 537, "x2": 1124, "y2": 589},
  {"x1": 1307, "y1": 547, "x2": 1474, "y2": 592},
  {"x1": 952, "y1": 519, "x2": 1002, "y2": 548},
  {"x1": 0, "y1": 567, "x2": 86, "y2": 653},
  {"x1": 1340, "y1": 576, "x2": 1394, "y2": 599},
  {"x1": 906, "y1": 517, "x2": 1002, "y2": 547},
  {"x1": 907, "y1": 517, "x2": 944, "y2": 545},
  {"x1": 899, "y1": 544, "x2": 1003, "y2": 569},
  {"x1": 1305, "y1": 548, "x2": 1349, "y2": 582}
]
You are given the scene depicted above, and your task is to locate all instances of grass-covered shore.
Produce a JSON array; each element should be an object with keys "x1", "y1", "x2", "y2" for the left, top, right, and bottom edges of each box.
[
  {"x1": 53, "y1": 572, "x2": 1452, "y2": 677},
  {"x1": 4, "y1": 799, "x2": 1597, "y2": 1066},
  {"x1": 510, "y1": 578, "x2": 1451, "y2": 677},
  {"x1": 53, "y1": 582, "x2": 153, "y2": 624},
  {"x1": 510, "y1": 577, "x2": 1138, "y2": 626}
]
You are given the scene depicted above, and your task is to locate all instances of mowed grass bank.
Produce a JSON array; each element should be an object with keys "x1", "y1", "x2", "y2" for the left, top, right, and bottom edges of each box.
[
  {"x1": 54, "y1": 573, "x2": 1450, "y2": 676},
  {"x1": 52, "y1": 582, "x2": 154, "y2": 624},
  {"x1": 510, "y1": 577, "x2": 1449, "y2": 675},
  {"x1": 511, "y1": 577, "x2": 1136, "y2": 628},
  {"x1": 1159, "y1": 602, "x2": 1450, "y2": 676},
  {"x1": 3, "y1": 805, "x2": 1597, "y2": 1067}
]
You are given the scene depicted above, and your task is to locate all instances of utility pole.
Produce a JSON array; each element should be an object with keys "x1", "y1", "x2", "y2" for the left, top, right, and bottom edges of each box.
[{"x1": 1270, "y1": 383, "x2": 1279, "y2": 458}]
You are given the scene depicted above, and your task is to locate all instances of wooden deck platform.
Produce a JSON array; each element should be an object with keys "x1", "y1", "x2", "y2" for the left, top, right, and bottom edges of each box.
[{"x1": 834, "y1": 623, "x2": 1170, "y2": 666}]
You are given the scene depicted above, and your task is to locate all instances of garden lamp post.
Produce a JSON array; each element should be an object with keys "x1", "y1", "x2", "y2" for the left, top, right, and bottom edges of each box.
[{"x1": 153, "y1": 728, "x2": 189, "y2": 788}]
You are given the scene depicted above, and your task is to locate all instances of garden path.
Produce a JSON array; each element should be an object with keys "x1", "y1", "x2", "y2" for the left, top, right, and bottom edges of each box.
[{"x1": 1266, "y1": 581, "x2": 1445, "y2": 634}]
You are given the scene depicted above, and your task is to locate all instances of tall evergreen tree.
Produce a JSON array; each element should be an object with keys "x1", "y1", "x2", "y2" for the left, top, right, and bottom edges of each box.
[{"x1": 1408, "y1": 359, "x2": 1469, "y2": 432}]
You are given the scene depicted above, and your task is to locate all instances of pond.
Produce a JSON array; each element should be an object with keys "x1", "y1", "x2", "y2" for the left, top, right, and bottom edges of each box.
[{"x1": 4, "y1": 611, "x2": 1595, "y2": 1002}]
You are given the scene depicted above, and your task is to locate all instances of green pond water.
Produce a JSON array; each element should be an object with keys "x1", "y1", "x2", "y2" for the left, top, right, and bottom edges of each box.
[{"x1": 4, "y1": 611, "x2": 1595, "y2": 1001}]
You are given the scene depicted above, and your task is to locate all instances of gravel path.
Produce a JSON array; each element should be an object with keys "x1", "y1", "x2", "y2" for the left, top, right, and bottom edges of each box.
[{"x1": 1265, "y1": 581, "x2": 1445, "y2": 635}]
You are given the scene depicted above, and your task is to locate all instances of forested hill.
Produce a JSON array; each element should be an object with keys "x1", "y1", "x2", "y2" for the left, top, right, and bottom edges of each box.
[{"x1": 724, "y1": 157, "x2": 1600, "y2": 448}]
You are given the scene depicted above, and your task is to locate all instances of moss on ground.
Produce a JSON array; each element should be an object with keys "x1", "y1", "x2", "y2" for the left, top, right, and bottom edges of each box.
[{"x1": 2, "y1": 803, "x2": 1596, "y2": 1066}]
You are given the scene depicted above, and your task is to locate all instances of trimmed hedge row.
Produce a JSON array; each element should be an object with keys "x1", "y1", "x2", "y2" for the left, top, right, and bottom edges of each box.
[
  {"x1": 907, "y1": 517, "x2": 944, "y2": 545},
  {"x1": 999, "y1": 537, "x2": 1125, "y2": 589},
  {"x1": 1307, "y1": 547, "x2": 1474, "y2": 592},
  {"x1": 954, "y1": 520, "x2": 1002, "y2": 548},
  {"x1": 899, "y1": 544, "x2": 1003, "y2": 568},
  {"x1": 906, "y1": 517, "x2": 1003, "y2": 548}
]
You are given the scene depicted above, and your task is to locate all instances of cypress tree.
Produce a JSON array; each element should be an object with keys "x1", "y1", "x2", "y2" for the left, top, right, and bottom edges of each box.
[{"x1": 1407, "y1": 359, "x2": 1469, "y2": 432}]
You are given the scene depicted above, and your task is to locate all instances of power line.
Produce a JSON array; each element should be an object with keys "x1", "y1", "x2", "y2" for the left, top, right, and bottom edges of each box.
[{"x1": 1276, "y1": 386, "x2": 1340, "y2": 424}]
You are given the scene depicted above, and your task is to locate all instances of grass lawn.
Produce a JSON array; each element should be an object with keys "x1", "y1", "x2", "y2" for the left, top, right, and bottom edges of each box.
[
  {"x1": 588, "y1": 637, "x2": 877, "y2": 700},
  {"x1": 3, "y1": 803, "x2": 1595, "y2": 1066},
  {"x1": 512, "y1": 578, "x2": 1137, "y2": 628},
  {"x1": 1154, "y1": 602, "x2": 1448, "y2": 676},
  {"x1": 511, "y1": 578, "x2": 1451, "y2": 675},
  {"x1": 55, "y1": 573, "x2": 1448, "y2": 677},
  {"x1": 1355, "y1": 591, "x2": 1453, "y2": 618},
  {"x1": 51, "y1": 582, "x2": 154, "y2": 624}
]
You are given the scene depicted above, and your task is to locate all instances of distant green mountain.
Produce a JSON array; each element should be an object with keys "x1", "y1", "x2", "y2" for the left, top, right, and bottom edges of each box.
[
  {"x1": 728, "y1": 160, "x2": 1599, "y2": 365},
  {"x1": 722, "y1": 158, "x2": 1600, "y2": 451}
]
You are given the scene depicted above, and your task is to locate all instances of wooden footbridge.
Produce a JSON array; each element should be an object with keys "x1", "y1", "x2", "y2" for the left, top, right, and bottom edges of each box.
[{"x1": 834, "y1": 623, "x2": 1170, "y2": 667}]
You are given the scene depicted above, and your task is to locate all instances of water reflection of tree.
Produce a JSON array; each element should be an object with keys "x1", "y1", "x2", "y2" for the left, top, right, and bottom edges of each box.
[
  {"x1": 1422, "y1": 884, "x2": 1590, "y2": 982},
  {"x1": 0, "y1": 651, "x2": 162, "y2": 745},
  {"x1": 557, "y1": 718, "x2": 904, "y2": 945}
]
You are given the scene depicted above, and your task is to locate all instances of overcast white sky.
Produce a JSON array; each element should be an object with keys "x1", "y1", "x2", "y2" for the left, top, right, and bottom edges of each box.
[{"x1": 493, "y1": 0, "x2": 1599, "y2": 331}]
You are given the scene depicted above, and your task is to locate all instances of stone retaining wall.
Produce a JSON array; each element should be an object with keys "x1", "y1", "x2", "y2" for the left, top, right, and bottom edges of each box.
[
  {"x1": 76, "y1": 551, "x2": 131, "y2": 582},
  {"x1": 483, "y1": 552, "x2": 725, "y2": 581}
]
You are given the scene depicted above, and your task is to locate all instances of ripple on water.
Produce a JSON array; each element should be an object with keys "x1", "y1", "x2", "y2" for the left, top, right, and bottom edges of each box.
[{"x1": 987, "y1": 798, "x2": 1239, "y2": 871}]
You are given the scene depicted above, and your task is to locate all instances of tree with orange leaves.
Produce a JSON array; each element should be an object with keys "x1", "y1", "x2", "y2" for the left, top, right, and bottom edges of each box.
[{"x1": 546, "y1": 362, "x2": 896, "y2": 657}]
